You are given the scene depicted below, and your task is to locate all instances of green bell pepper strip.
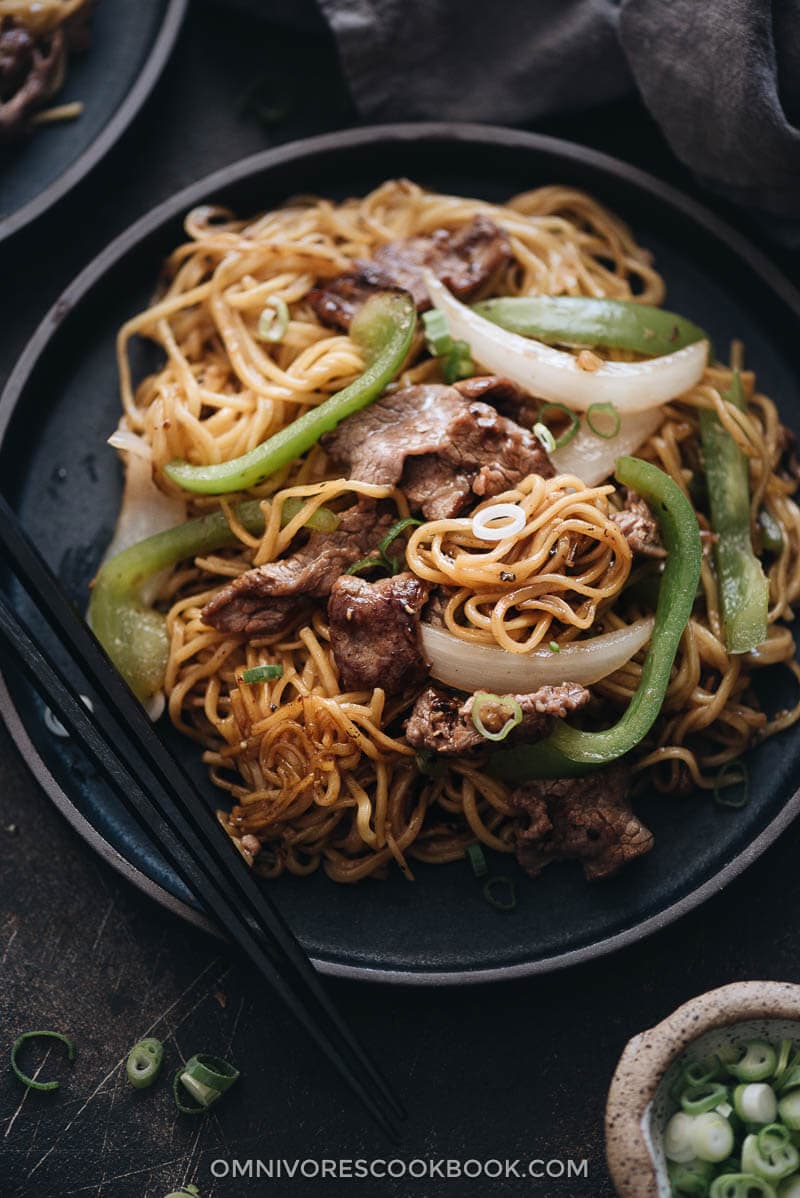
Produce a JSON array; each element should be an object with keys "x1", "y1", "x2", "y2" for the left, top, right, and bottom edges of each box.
[
  {"x1": 89, "y1": 497, "x2": 336, "y2": 701},
  {"x1": 489, "y1": 456, "x2": 702, "y2": 780},
  {"x1": 164, "y1": 291, "x2": 417, "y2": 495},
  {"x1": 700, "y1": 370, "x2": 769, "y2": 654},
  {"x1": 472, "y1": 295, "x2": 709, "y2": 357}
]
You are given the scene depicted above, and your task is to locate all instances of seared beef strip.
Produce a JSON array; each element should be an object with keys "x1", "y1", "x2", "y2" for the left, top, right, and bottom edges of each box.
[
  {"x1": 309, "y1": 216, "x2": 511, "y2": 330},
  {"x1": 323, "y1": 382, "x2": 553, "y2": 520},
  {"x1": 454, "y1": 375, "x2": 539, "y2": 429},
  {"x1": 405, "y1": 683, "x2": 590, "y2": 755},
  {"x1": 0, "y1": 25, "x2": 64, "y2": 142},
  {"x1": 328, "y1": 572, "x2": 430, "y2": 694},
  {"x1": 201, "y1": 504, "x2": 394, "y2": 636},
  {"x1": 510, "y1": 766, "x2": 653, "y2": 881},
  {"x1": 611, "y1": 489, "x2": 664, "y2": 558}
]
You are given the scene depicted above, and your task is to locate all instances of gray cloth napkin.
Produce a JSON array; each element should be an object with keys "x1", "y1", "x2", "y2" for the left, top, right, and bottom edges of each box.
[{"x1": 224, "y1": 0, "x2": 800, "y2": 224}]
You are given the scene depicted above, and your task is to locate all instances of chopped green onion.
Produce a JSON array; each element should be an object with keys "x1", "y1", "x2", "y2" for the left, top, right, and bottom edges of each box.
[
  {"x1": 346, "y1": 556, "x2": 386, "y2": 576},
  {"x1": 11, "y1": 1030, "x2": 76, "y2": 1092},
  {"x1": 734, "y1": 1083, "x2": 778, "y2": 1124},
  {"x1": 758, "y1": 508, "x2": 784, "y2": 554},
  {"x1": 538, "y1": 402, "x2": 581, "y2": 449},
  {"x1": 414, "y1": 749, "x2": 444, "y2": 779},
  {"x1": 164, "y1": 1188, "x2": 201, "y2": 1198},
  {"x1": 242, "y1": 664, "x2": 283, "y2": 685},
  {"x1": 173, "y1": 1069, "x2": 205, "y2": 1115},
  {"x1": 741, "y1": 1123, "x2": 799, "y2": 1182},
  {"x1": 280, "y1": 496, "x2": 340, "y2": 533},
  {"x1": 710, "y1": 1176, "x2": 777, "y2": 1198},
  {"x1": 466, "y1": 843, "x2": 488, "y2": 878},
  {"x1": 684, "y1": 1060, "x2": 723, "y2": 1088},
  {"x1": 681, "y1": 1082, "x2": 730, "y2": 1116},
  {"x1": 776, "y1": 1041, "x2": 795, "y2": 1084},
  {"x1": 126, "y1": 1038, "x2": 164, "y2": 1089},
  {"x1": 779, "y1": 1091, "x2": 800, "y2": 1130},
  {"x1": 533, "y1": 422, "x2": 556, "y2": 453},
  {"x1": 692, "y1": 1111, "x2": 735, "y2": 1162},
  {"x1": 778, "y1": 1065, "x2": 800, "y2": 1094},
  {"x1": 728, "y1": 1041, "x2": 778, "y2": 1083},
  {"x1": 586, "y1": 401, "x2": 621, "y2": 439},
  {"x1": 470, "y1": 692, "x2": 523, "y2": 742},
  {"x1": 443, "y1": 339, "x2": 475, "y2": 383},
  {"x1": 378, "y1": 516, "x2": 422, "y2": 570},
  {"x1": 422, "y1": 308, "x2": 454, "y2": 357},
  {"x1": 665, "y1": 1111, "x2": 700, "y2": 1163},
  {"x1": 257, "y1": 297, "x2": 290, "y2": 343},
  {"x1": 482, "y1": 875, "x2": 517, "y2": 911},
  {"x1": 549, "y1": 641, "x2": 560, "y2": 653},
  {"x1": 174, "y1": 1054, "x2": 239, "y2": 1115},
  {"x1": 714, "y1": 761, "x2": 750, "y2": 809},
  {"x1": 667, "y1": 1158, "x2": 716, "y2": 1195}
]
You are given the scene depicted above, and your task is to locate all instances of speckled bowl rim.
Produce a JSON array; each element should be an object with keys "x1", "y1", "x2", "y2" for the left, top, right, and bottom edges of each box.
[{"x1": 605, "y1": 981, "x2": 800, "y2": 1196}]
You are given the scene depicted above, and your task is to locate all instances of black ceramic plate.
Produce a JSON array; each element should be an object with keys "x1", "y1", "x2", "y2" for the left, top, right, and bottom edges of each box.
[
  {"x1": 0, "y1": 0, "x2": 186, "y2": 245},
  {"x1": 3, "y1": 124, "x2": 800, "y2": 985}
]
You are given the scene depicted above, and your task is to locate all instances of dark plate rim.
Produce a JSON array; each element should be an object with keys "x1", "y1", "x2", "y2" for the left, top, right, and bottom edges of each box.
[
  {"x1": 0, "y1": 0, "x2": 188, "y2": 247},
  {"x1": 2, "y1": 121, "x2": 800, "y2": 985}
]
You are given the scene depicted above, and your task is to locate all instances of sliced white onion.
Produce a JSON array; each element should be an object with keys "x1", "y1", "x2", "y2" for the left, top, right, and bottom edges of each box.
[
  {"x1": 550, "y1": 408, "x2": 663, "y2": 487},
  {"x1": 420, "y1": 617, "x2": 653, "y2": 694},
  {"x1": 105, "y1": 424, "x2": 186, "y2": 603},
  {"x1": 472, "y1": 503, "x2": 526, "y2": 541},
  {"x1": 424, "y1": 272, "x2": 708, "y2": 413}
]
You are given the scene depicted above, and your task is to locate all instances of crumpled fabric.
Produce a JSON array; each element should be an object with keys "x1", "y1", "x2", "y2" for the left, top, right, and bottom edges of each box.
[
  {"x1": 619, "y1": 0, "x2": 800, "y2": 220},
  {"x1": 222, "y1": 0, "x2": 800, "y2": 224}
]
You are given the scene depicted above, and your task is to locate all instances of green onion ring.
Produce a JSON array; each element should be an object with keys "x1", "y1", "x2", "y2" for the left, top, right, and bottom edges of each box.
[
  {"x1": 532, "y1": 422, "x2": 556, "y2": 453},
  {"x1": 466, "y1": 843, "x2": 488, "y2": 878},
  {"x1": 173, "y1": 1068, "x2": 206, "y2": 1116},
  {"x1": 482, "y1": 876, "x2": 517, "y2": 911},
  {"x1": 471, "y1": 692, "x2": 523, "y2": 742},
  {"x1": 11, "y1": 1030, "x2": 76, "y2": 1092},
  {"x1": 242, "y1": 664, "x2": 284, "y2": 685},
  {"x1": 257, "y1": 297, "x2": 290, "y2": 343},
  {"x1": 378, "y1": 516, "x2": 423, "y2": 563},
  {"x1": 126, "y1": 1038, "x2": 164, "y2": 1089},
  {"x1": 775, "y1": 1039, "x2": 794, "y2": 1084},
  {"x1": 713, "y1": 761, "x2": 750, "y2": 809},
  {"x1": 346, "y1": 556, "x2": 386, "y2": 577},
  {"x1": 538, "y1": 402, "x2": 580, "y2": 449},
  {"x1": 422, "y1": 309, "x2": 454, "y2": 357},
  {"x1": 174, "y1": 1054, "x2": 239, "y2": 1114},
  {"x1": 164, "y1": 1188, "x2": 200, "y2": 1198},
  {"x1": 680, "y1": 1081, "x2": 729, "y2": 1115},
  {"x1": 443, "y1": 339, "x2": 475, "y2": 383},
  {"x1": 683, "y1": 1059, "x2": 720, "y2": 1088},
  {"x1": 586, "y1": 402, "x2": 621, "y2": 439}
]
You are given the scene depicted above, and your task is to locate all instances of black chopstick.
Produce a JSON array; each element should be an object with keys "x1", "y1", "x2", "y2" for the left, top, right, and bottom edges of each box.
[
  {"x1": 0, "y1": 495, "x2": 404, "y2": 1135},
  {"x1": 0, "y1": 595, "x2": 400, "y2": 1143}
]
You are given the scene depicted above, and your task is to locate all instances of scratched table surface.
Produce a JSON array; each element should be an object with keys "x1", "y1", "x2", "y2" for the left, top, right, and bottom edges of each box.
[{"x1": 2, "y1": 6, "x2": 800, "y2": 1197}]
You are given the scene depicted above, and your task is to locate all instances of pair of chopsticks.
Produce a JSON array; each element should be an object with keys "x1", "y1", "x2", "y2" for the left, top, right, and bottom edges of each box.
[{"x1": 0, "y1": 493, "x2": 403, "y2": 1141}]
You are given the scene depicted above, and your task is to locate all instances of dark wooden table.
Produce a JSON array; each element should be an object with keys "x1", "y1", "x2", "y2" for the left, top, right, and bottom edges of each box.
[{"x1": 2, "y1": 6, "x2": 799, "y2": 1196}]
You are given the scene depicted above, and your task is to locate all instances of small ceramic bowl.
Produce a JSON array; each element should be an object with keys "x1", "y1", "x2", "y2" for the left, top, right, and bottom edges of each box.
[{"x1": 605, "y1": 981, "x2": 800, "y2": 1196}]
